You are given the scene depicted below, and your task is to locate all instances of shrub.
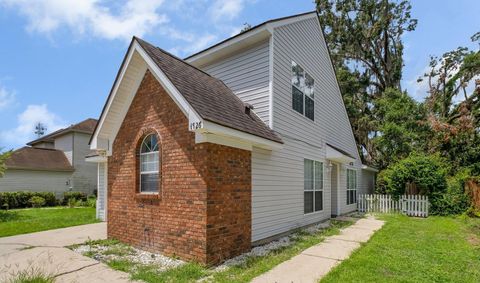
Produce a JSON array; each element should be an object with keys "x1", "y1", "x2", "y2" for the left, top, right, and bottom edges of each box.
[
  {"x1": 28, "y1": 196, "x2": 46, "y2": 208},
  {"x1": 85, "y1": 196, "x2": 97, "y2": 208},
  {"x1": 67, "y1": 198, "x2": 81, "y2": 208},
  {"x1": 376, "y1": 153, "x2": 449, "y2": 214},
  {"x1": 62, "y1": 192, "x2": 87, "y2": 205},
  {"x1": 0, "y1": 192, "x2": 56, "y2": 209},
  {"x1": 432, "y1": 168, "x2": 472, "y2": 215}
]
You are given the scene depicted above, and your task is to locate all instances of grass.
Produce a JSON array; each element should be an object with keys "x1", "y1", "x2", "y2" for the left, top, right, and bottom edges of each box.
[
  {"x1": 6, "y1": 267, "x2": 54, "y2": 283},
  {"x1": 0, "y1": 207, "x2": 98, "y2": 237},
  {"x1": 83, "y1": 220, "x2": 352, "y2": 283},
  {"x1": 321, "y1": 214, "x2": 480, "y2": 283}
]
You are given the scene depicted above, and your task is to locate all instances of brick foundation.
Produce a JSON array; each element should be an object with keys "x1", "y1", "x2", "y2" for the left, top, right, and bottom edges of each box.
[{"x1": 107, "y1": 70, "x2": 251, "y2": 265}]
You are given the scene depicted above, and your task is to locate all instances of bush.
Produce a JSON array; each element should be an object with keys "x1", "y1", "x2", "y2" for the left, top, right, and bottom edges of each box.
[
  {"x1": 85, "y1": 196, "x2": 96, "y2": 208},
  {"x1": 0, "y1": 192, "x2": 56, "y2": 209},
  {"x1": 376, "y1": 153, "x2": 449, "y2": 214},
  {"x1": 28, "y1": 196, "x2": 46, "y2": 208},
  {"x1": 62, "y1": 192, "x2": 87, "y2": 205},
  {"x1": 432, "y1": 168, "x2": 472, "y2": 215}
]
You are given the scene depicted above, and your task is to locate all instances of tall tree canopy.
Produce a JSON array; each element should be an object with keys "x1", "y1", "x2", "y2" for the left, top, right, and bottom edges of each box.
[
  {"x1": 420, "y1": 32, "x2": 480, "y2": 174},
  {"x1": 316, "y1": 0, "x2": 417, "y2": 165}
]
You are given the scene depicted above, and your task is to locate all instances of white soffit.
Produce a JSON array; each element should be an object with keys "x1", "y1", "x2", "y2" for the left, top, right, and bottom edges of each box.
[{"x1": 326, "y1": 144, "x2": 355, "y2": 164}]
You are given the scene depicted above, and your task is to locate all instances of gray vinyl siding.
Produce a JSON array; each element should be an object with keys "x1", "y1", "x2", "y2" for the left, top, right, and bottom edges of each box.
[
  {"x1": 251, "y1": 17, "x2": 362, "y2": 241},
  {"x1": 0, "y1": 169, "x2": 72, "y2": 197},
  {"x1": 200, "y1": 41, "x2": 271, "y2": 125},
  {"x1": 71, "y1": 133, "x2": 97, "y2": 195},
  {"x1": 54, "y1": 134, "x2": 73, "y2": 164}
]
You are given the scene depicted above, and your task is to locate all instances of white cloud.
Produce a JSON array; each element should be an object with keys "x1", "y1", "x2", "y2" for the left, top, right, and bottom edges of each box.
[
  {"x1": 209, "y1": 0, "x2": 245, "y2": 22},
  {"x1": 168, "y1": 34, "x2": 218, "y2": 56},
  {"x1": 0, "y1": 0, "x2": 168, "y2": 41},
  {"x1": 0, "y1": 104, "x2": 67, "y2": 148},
  {"x1": 0, "y1": 85, "x2": 15, "y2": 110}
]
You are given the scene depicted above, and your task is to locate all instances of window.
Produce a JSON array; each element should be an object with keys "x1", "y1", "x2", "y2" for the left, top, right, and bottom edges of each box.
[
  {"x1": 347, "y1": 169, "x2": 357, "y2": 205},
  {"x1": 139, "y1": 134, "x2": 160, "y2": 193},
  {"x1": 292, "y1": 61, "x2": 314, "y2": 121},
  {"x1": 304, "y1": 159, "x2": 323, "y2": 214}
]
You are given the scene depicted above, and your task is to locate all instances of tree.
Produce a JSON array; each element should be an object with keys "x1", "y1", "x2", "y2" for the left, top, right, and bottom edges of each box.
[
  {"x1": 372, "y1": 88, "x2": 428, "y2": 169},
  {"x1": 316, "y1": 0, "x2": 417, "y2": 163},
  {"x1": 420, "y1": 32, "x2": 480, "y2": 174},
  {"x1": 0, "y1": 149, "x2": 11, "y2": 177}
]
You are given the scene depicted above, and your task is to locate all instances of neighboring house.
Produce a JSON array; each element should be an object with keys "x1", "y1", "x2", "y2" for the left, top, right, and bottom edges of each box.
[
  {"x1": 89, "y1": 11, "x2": 377, "y2": 265},
  {"x1": 0, "y1": 119, "x2": 98, "y2": 197}
]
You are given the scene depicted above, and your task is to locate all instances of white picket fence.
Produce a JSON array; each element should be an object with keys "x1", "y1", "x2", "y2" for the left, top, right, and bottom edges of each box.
[{"x1": 358, "y1": 194, "x2": 429, "y2": 217}]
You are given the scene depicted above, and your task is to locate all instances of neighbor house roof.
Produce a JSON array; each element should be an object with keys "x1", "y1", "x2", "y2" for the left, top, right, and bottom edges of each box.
[
  {"x1": 28, "y1": 118, "x2": 97, "y2": 146},
  {"x1": 135, "y1": 38, "x2": 283, "y2": 144},
  {"x1": 5, "y1": 147, "x2": 74, "y2": 172}
]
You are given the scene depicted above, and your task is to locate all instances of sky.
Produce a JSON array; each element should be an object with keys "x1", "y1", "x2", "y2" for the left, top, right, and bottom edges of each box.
[{"x1": 0, "y1": 0, "x2": 478, "y2": 150}]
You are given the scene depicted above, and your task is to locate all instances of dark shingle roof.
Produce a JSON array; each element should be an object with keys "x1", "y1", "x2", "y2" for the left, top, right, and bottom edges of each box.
[
  {"x1": 136, "y1": 38, "x2": 282, "y2": 144},
  {"x1": 28, "y1": 118, "x2": 97, "y2": 146},
  {"x1": 6, "y1": 147, "x2": 74, "y2": 171}
]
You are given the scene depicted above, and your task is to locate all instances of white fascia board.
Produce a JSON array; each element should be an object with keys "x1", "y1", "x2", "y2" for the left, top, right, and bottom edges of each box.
[
  {"x1": 85, "y1": 155, "x2": 107, "y2": 163},
  {"x1": 198, "y1": 120, "x2": 283, "y2": 151},
  {"x1": 186, "y1": 27, "x2": 271, "y2": 66},
  {"x1": 90, "y1": 42, "x2": 137, "y2": 150},
  {"x1": 267, "y1": 12, "x2": 317, "y2": 29}
]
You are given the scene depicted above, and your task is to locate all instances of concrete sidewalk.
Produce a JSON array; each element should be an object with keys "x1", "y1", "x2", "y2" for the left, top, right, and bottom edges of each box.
[
  {"x1": 251, "y1": 216, "x2": 384, "y2": 283},
  {"x1": 0, "y1": 223, "x2": 138, "y2": 283}
]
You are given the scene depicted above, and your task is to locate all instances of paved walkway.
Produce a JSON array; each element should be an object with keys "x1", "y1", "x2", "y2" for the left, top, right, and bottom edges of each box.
[
  {"x1": 0, "y1": 223, "x2": 137, "y2": 283},
  {"x1": 252, "y1": 216, "x2": 385, "y2": 283}
]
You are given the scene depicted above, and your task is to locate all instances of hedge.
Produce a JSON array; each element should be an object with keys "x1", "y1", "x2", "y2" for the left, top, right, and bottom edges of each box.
[{"x1": 0, "y1": 192, "x2": 56, "y2": 209}]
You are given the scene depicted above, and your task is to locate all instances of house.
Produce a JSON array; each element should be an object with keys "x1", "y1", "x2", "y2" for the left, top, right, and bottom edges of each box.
[
  {"x1": 0, "y1": 118, "x2": 98, "y2": 197},
  {"x1": 88, "y1": 11, "x2": 377, "y2": 265}
]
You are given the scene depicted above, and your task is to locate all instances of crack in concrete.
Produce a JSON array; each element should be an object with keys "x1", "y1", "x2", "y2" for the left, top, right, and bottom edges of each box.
[
  {"x1": 53, "y1": 262, "x2": 100, "y2": 278},
  {"x1": 301, "y1": 253, "x2": 342, "y2": 261}
]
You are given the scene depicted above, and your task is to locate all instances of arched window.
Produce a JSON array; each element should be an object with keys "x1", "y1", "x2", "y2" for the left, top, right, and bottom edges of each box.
[{"x1": 139, "y1": 133, "x2": 160, "y2": 193}]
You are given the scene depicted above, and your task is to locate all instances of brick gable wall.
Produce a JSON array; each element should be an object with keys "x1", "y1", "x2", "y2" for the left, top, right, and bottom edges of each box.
[{"x1": 107, "y1": 70, "x2": 251, "y2": 264}]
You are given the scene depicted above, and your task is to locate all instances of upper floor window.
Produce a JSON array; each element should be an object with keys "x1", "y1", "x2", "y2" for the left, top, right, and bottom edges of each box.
[
  {"x1": 304, "y1": 159, "x2": 323, "y2": 214},
  {"x1": 292, "y1": 61, "x2": 314, "y2": 121},
  {"x1": 139, "y1": 133, "x2": 160, "y2": 193},
  {"x1": 346, "y1": 169, "x2": 357, "y2": 205}
]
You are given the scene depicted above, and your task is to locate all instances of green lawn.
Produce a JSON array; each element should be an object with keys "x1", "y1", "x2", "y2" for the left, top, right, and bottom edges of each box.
[
  {"x1": 321, "y1": 215, "x2": 480, "y2": 283},
  {"x1": 0, "y1": 207, "x2": 98, "y2": 237}
]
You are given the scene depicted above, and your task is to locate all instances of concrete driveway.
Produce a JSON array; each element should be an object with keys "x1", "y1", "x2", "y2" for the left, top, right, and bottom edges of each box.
[{"x1": 0, "y1": 223, "x2": 137, "y2": 283}]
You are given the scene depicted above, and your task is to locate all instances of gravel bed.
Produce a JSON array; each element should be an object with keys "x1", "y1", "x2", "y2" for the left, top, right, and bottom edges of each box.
[
  {"x1": 72, "y1": 243, "x2": 184, "y2": 271},
  {"x1": 215, "y1": 220, "x2": 331, "y2": 271}
]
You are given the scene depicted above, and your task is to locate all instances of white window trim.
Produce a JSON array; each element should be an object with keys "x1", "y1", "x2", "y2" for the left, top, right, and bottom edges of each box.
[
  {"x1": 346, "y1": 168, "x2": 357, "y2": 205},
  {"x1": 291, "y1": 61, "x2": 315, "y2": 121},
  {"x1": 139, "y1": 135, "x2": 160, "y2": 194},
  {"x1": 304, "y1": 159, "x2": 324, "y2": 215}
]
